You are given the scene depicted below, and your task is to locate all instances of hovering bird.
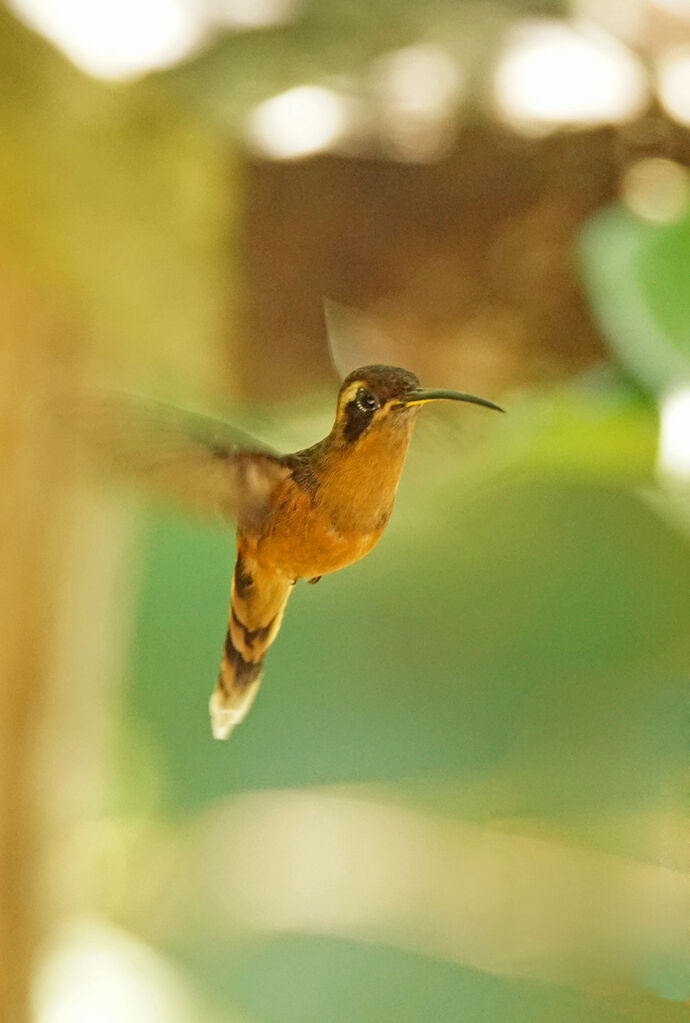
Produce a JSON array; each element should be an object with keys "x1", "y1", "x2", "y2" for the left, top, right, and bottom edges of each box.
[{"x1": 79, "y1": 363, "x2": 503, "y2": 739}]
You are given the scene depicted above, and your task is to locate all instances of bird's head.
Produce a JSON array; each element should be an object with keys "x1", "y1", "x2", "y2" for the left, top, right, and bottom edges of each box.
[{"x1": 332, "y1": 364, "x2": 503, "y2": 446}]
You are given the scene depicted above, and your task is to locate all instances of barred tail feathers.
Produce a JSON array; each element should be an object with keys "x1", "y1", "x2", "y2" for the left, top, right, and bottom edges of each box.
[{"x1": 209, "y1": 551, "x2": 292, "y2": 740}]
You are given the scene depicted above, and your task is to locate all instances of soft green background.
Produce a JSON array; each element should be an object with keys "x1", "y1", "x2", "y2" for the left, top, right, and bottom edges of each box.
[
  {"x1": 114, "y1": 204, "x2": 690, "y2": 1020},
  {"x1": 123, "y1": 348, "x2": 688, "y2": 1021}
]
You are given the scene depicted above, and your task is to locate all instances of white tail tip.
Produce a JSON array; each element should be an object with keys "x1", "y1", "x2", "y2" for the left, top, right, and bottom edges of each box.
[
  {"x1": 209, "y1": 690, "x2": 245, "y2": 740},
  {"x1": 209, "y1": 681, "x2": 262, "y2": 740}
]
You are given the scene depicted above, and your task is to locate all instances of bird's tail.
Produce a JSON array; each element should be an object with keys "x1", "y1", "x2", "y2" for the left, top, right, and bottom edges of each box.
[{"x1": 209, "y1": 548, "x2": 293, "y2": 740}]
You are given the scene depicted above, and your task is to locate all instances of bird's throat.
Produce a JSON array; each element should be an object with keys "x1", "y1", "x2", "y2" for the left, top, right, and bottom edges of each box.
[{"x1": 318, "y1": 415, "x2": 416, "y2": 534}]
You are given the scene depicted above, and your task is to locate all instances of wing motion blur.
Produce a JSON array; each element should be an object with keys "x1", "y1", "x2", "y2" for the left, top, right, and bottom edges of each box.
[
  {"x1": 323, "y1": 298, "x2": 397, "y2": 381},
  {"x1": 63, "y1": 392, "x2": 291, "y2": 526}
]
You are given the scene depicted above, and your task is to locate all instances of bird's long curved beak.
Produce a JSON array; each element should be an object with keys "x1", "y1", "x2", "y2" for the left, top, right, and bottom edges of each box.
[{"x1": 398, "y1": 388, "x2": 504, "y2": 413}]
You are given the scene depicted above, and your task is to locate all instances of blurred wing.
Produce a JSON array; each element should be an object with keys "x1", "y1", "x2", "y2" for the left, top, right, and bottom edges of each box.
[
  {"x1": 63, "y1": 392, "x2": 292, "y2": 527},
  {"x1": 323, "y1": 298, "x2": 398, "y2": 380}
]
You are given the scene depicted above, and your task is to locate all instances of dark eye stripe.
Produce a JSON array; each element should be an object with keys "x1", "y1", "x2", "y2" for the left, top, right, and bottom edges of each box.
[{"x1": 344, "y1": 400, "x2": 375, "y2": 442}]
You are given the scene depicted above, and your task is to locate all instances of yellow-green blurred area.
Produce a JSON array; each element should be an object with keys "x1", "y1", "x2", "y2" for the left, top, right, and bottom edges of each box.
[{"x1": 1, "y1": 1, "x2": 689, "y2": 1021}]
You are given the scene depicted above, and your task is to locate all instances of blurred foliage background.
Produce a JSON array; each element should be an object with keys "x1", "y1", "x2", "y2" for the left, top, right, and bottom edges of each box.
[{"x1": 1, "y1": 0, "x2": 689, "y2": 1021}]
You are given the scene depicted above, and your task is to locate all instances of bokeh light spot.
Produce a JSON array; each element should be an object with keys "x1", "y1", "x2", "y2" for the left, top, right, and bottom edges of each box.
[
  {"x1": 7, "y1": 0, "x2": 202, "y2": 80},
  {"x1": 247, "y1": 85, "x2": 352, "y2": 160},
  {"x1": 493, "y1": 19, "x2": 649, "y2": 134},
  {"x1": 622, "y1": 157, "x2": 690, "y2": 224}
]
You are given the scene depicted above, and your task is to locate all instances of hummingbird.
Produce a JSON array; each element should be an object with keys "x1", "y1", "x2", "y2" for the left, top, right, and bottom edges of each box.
[{"x1": 80, "y1": 365, "x2": 503, "y2": 739}]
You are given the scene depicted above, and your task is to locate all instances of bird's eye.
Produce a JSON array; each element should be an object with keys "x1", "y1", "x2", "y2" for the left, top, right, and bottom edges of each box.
[{"x1": 355, "y1": 388, "x2": 379, "y2": 413}]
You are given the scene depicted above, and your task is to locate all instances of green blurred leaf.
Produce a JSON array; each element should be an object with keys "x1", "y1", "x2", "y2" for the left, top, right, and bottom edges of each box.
[{"x1": 579, "y1": 205, "x2": 690, "y2": 394}]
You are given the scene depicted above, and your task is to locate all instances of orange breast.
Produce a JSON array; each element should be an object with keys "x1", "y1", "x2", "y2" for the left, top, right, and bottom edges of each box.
[
  {"x1": 242, "y1": 477, "x2": 384, "y2": 580},
  {"x1": 241, "y1": 415, "x2": 415, "y2": 581}
]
